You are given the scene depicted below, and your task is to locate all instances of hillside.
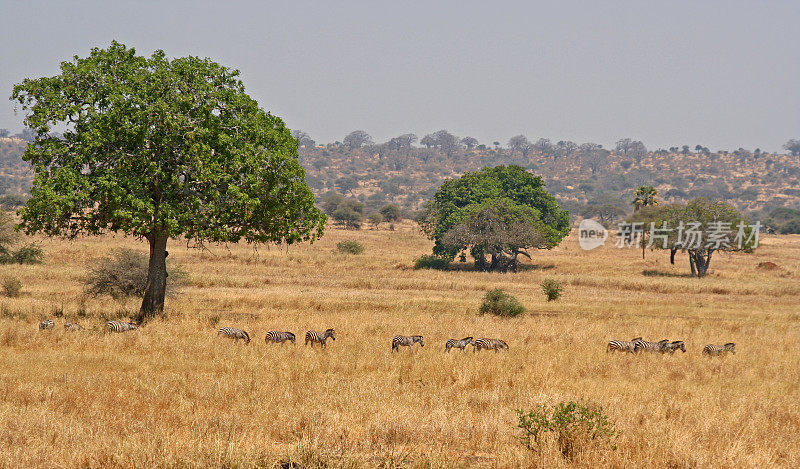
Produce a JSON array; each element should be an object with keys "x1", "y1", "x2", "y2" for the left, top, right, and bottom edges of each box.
[{"x1": 3, "y1": 136, "x2": 799, "y2": 220}]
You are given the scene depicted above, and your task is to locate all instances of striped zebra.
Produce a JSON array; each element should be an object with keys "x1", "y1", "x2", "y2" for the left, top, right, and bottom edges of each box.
[
  {"x1": 391, "y1": 335, "x2": 424, "y2": 352},
  {"x1": 39, "y1": 319, "x2": 55, "y2": 331},
  {"x1": 664, "y1": 340, "x2": 686, "y2": 354},
  {"x1": 217, "y1": 327, "x2": 250, "y2": 344},
  {"x1": 606, "y1": 337, "x2": 642, "y2": 353},
  {"x1": 107, "y1": 321, "x2": 138, "y2": 333},
  {"x1": 703, "y1": 343, "x2": 736, "y2": 356},
  {"x1": 265, "y1": 331, "x2": 296, "y2": 345},
  {"x1": 633, "y1": 339, "x2": 669, "y2": 353},
  {"x1": 445, "y1": 337, "x2": 474, "y2": 352},
  {"x1": 64, "y1": 322, "x2": 85, "y2": 332},
  {"x1": 474, "y1": 338, "x2": 509, "y2": 352},
  {"x1": 305, "y1": 329, "x2": 335, "y2": 348}
]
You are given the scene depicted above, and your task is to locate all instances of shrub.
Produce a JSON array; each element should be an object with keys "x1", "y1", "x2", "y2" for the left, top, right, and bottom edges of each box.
[
  {"x1": 379, "y1": 204, "x2": 402, "y2": 222},
  {"x1": 367, "y1": 212, "x2": 384, "y2": 228},
  {"x1": 516, "y1": 401, "x2": 619, "y2": 460},
  {"x1": 11, "y1": 243, "x2": 44, "y2": 264},
  {"x1": 541, "y1": 278, "x2": 563, "y2": 301},
  {"x1": 413, "y1": 255, "x2": 451, "y2": 270},
  {"x1": 85, "y1": 248, "x2": 186, "y2": 299},
  {"x1": 479, "y1": 288, "x2": 526, "y2": 317},
  {"x1": 2, "y1": 277, "x2": 22, "y2": 297},
  {"x1": 336, "y1": 240, "x2": 364, "y2": 255}
]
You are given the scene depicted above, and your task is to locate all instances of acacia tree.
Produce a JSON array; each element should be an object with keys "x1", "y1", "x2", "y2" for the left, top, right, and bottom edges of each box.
[
  {"x1": 11, "y1": 42, "x2": 325, "y2": 323},
  {"x1": 420, "y1": 165, "x2": 569, "y2": 271}
]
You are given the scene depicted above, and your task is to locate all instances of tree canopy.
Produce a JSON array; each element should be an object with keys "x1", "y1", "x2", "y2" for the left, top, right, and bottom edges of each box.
[
  {"x1": 11, "y1": 42, "x2": 325, "y2": 321},
  {"x1": 420, "y1": 165, "x2": 569, "y2": 271}
]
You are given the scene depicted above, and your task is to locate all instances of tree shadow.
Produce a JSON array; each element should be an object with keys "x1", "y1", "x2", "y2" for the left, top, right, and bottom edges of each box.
[{"x1": 641, "y1": 269, "x2": 695, "y2": 278}]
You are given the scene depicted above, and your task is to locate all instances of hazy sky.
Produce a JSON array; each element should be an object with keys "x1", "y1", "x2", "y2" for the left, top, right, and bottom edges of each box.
[{"x1": 1, "y1": 0, "x2": 798, "y2": 152}]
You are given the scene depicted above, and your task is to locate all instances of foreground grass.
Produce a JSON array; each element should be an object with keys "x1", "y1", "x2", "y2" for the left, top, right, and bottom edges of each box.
[{"x1": 1, "y1": 225, "x2": 799, "y2": 468}]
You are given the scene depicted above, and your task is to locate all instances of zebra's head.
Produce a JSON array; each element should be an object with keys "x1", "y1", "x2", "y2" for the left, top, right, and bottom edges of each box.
[
  {"x1": 725, "y1": 342, "x2": 736, "y2": 354},
  {"x1": 325, "y1": 329, "x2": 335, "y2": 340},
  {"x1": 672, "y1": 341, "x2": 686, "y2": 352},
  {"x1": 418, "y1": 336, "x2": 424, "y2": 347}
]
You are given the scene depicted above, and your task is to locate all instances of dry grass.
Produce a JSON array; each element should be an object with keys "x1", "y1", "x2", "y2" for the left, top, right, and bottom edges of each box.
[{"x1": 1, "y1": 224, "x2": 799, "y2": 468}]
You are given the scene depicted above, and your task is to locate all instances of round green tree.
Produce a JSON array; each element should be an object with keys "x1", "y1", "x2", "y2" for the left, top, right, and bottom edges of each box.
[
  {"x1": 420, "y1": 165, "x2": 569, "y2": 271},
  {"x1": 11, "y1": 42, "x2": 325, "y2": 323}
]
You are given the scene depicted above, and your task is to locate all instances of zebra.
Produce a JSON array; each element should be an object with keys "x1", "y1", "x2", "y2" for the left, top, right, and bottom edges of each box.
[
  {"x1": 39, "y1": 319, "x2": 55, "y2": 331},
  {"x1": 703, "y1": 343, "x2": 736, "y2": 356},
  {"x1": 633, "y1": 339, "x2": 669, "y2": 353},
  {"x1": 663, "y1": 340, "x2": 686, "y2": 354},
  {"x1": 606, "y1": 337, "x2": 642, "y2": 353},
  {"x1": 391, "y1": 335, "x2": 424, "y2": 352},
  {"x1": 445, "y1": 337, "x2": 474, "y2": 352},
  {"x1": 305, "y1": 329, "x2": 335, "y2": 348},
  {"x1": 217, "y1": 327, "x2": 250, "y2": 344},
  {"x1": 64, "y1": 322, "x2": 85, "y2": 332},
  {"x1": 474, "y1": 338, "x2": 509, "y2": 352},
  {"x1": 265, "y1": 331, "x2": 296, "y2": 345},
  {"x1": 107, "y1": 321, "x2": 138, "y2": 333}
]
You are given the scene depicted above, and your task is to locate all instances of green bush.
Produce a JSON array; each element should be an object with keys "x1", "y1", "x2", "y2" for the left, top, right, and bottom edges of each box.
[
  {"x1": 479, "y1": 288, "x2": 526, "y2": 317},
  {"x1": 2, "y1": 277, "x2": 22, "y2": 298},
  {"x1": 85, "y1": 248, "x2": 186, "y2": 299},
  {"x1": 413, "y1": 255, "x2": 451, "y2": 270},
  {"x1": 541, "y1": 278, "x2": 563, "y2": 301},
  {"x1": 11, "y1": 243, "x2": 44, "y2": 264},
  {"x1": 516, "y1": 401, "x2": 619, "y2": 460},
  {"x1": 336, "y1": 240, "x2": 364, "y2": 255}
]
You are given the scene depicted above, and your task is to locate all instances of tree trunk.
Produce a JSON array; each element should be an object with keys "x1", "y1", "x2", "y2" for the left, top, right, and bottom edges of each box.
[
  {"x1": 670, "y1": 248, "x2": 678, "y2": 265},
  {"x1": 688, "y1": 250, "x2": 713, "y2": 278},
  {"x1": 136, "y1": 234, "x2": 168, "y2": 324},
  {"x1": 689, "y1": 252, "x2": 697, "y2": 277}
]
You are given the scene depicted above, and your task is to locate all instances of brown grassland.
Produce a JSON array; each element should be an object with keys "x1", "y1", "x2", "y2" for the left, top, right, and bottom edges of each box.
[{"x1": 1, "y1": 224, "x2": 799, "y2": 468}]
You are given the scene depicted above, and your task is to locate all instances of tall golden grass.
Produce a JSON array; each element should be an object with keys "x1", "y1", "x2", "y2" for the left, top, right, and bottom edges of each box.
[{"x1": 1, "y1": 224, "x2": 798, "y2": 468}]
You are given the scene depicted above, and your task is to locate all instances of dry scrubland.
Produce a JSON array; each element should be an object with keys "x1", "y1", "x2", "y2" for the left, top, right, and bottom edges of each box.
[{"x1": 1, "y1": 224, "x2": 799, "y2": 468}]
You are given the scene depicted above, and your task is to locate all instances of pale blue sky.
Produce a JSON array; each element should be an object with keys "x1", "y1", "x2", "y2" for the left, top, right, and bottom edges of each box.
[{"x1": 1, "y1": 0, "x2": 798, "y2": 151}]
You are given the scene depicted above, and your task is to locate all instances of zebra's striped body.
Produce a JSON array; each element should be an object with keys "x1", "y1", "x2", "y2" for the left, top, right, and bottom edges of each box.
[
  {"x1": 445, "y1": 337, "x2": 474, "y2": 352},
  {"x1": 606, "y1": 337, "x2": 642, "y2": 353},
  {"x1": 265, "y1": 331, "x2": 296, "y2": 345},
  {"x1": 664, "y1": 340, "x2": 686, "y2": 354},
  {"x1": 107, "y1": 321, "x2": 138, "y2": 333},
  {"x1": 391, "y1": 335, "x2": 424, "y2": 352},
  {"x1": 64, "y1": 322, "x2": 85, "y2": 332},
  {"x1": 474, "y1": 338, "x2": 509, "y2": 352},
  {"x1": 39, "y1": 319, "x2": 54, "y2": 331},
  {"x1": 703, "y1": 343, "x2": 735, "y2": 356},
  {"x1": 305, "y1": 329, "x2": 335, "y2": 348},
  {"x1": 217, "y1": 327, "x2": 250, "y2": 343},
  {"x1": 633, "y1": 339, "x2": 669, "y2": 353}
]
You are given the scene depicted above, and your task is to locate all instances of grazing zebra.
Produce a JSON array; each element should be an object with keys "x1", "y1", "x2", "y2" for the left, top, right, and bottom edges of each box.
[
  {"x1": 606, "y1": 337, "x2": 642, "y2": 353},
  {"x1": 265, "y1": 331, "x2": 296, "y2": 345},
  {"x1": 703, "y1": 343, "x2": 736, "y2": 356},
  {"x1": 391, "y1": 335, "x2": 424, "y2": 352},
  {"x1": 474, "y1": 338, "x2": 509, "y2": 352},
  {"x1": 633, "y1": 339, "x2": 669, "y2": 353},
  {"x1": 445, "y1": 337, "x2": 474, "y2": 352},
  {"x1": 39, "y1": 319, "x2": 55, "y2": 331},
  {"x1": 664, "y1": 340, "x2": 686, "y2": 354},
  {"x1": 217, "y1": 327, "x2": 250, "y2": 343},
  {"x1": 107, "y1": 321, "x2": 138, "y2": 333},
  {"x1": 64, "y1": 322, "x2": 85, "y2": 332},
  {"x1": 305, "y1": 329, "x2": 335, "y2": 348}
]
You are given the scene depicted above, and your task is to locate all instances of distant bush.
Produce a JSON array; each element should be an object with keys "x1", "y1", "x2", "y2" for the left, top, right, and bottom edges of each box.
[
  {"x1": 413, "y1": 255, "x2": 451, "y2": 270},
  {"x1": 336, "y1": 240, "x2": 364, "y2": 255},
  {"x1": 2, "y1": 277, "x2": 22, "y2": 298},
  {"x1": 85, "y1": 248, "x2": 186, "y2": 299},
  {"x1": 516, "y1": 401, "x2": 619, "y2": 461},
  {"x1": 379, "y1": 204, "x2": 402, "y2": 222},
  {"x1": 479, "y1": 288, "x2": 526, "y2": 317},
  {"x1": 10, "y1": 243, "x2": 44, "y2": 265},
  {"x1": 541, "y1": 278, "x2": 563, "y2": 301},
  {"x1": 367, "y1": 212, "x2": 384, "y2": 228}
]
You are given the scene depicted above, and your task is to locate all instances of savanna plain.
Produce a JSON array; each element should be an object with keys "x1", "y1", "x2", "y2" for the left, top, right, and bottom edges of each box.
[{"x1": 1, "y1": 225, "x2": 799, "y2": 468}]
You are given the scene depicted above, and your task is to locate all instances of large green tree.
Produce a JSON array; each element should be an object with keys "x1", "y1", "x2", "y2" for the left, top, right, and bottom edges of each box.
[
  {"x1": 420, "y1": 165, "x2": 569, "y2": 271},
  {"x1": 11, "y1": 42, "x2": 325, "y2": 323}
]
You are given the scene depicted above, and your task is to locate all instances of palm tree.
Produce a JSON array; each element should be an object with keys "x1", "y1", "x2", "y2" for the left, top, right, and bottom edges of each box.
[{"x1": 632, "y1": 186, "x2": 659, "y2": 212}]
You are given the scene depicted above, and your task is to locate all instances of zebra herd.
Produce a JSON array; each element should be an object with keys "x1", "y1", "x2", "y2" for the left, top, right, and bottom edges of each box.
[
  {"x1": 38, "y1": 319, "x2": 134, "y2": 333},
  {"x1": 607, "y1": 336, "x2": 736, "y2": 356},
  {"x1": 217, "y1": 329, "x2": 509, "y2": 353}
]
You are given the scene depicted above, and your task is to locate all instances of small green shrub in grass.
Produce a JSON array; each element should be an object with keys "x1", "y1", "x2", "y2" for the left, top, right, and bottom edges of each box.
[
  {"x1": 2, "y1": 277, "x2": 22, "y2": 298},
  {"x1": 541, "y1": 277, "x2": 563, "y2": 301},
  {"x1": 413, "y1": 255, "x2": 451, "y2": 270},
  {"x1": 336, "y1": 240, "x2": 365, "y2": 254},
  {"x1": 479, "y1": 288, "x2": 526, "y2": 317}
]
